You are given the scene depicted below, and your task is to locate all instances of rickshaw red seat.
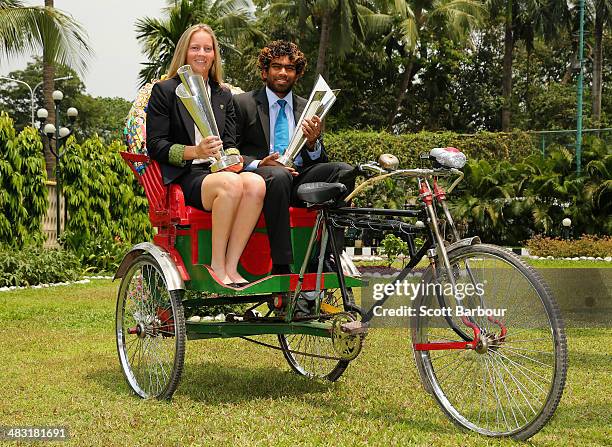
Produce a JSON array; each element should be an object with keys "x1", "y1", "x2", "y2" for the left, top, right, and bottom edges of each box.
[{"x1": 120, "y1": 151, "x2": 316, "y2": 231}]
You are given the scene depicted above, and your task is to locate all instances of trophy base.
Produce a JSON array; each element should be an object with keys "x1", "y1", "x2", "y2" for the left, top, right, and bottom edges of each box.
[{"x1": 210, "y1": 154, "x2": 243, "y2": 173}]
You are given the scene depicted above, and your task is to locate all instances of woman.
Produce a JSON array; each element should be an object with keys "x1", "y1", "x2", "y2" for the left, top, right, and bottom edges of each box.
[{"x1": 147, "y1": 24, "x2": 265, "y2": 287}]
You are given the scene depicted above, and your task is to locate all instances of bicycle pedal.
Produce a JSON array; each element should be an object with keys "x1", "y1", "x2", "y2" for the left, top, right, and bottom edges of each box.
[{"x1": 340, "y1": 321, "x2": 369, "y2": 335}]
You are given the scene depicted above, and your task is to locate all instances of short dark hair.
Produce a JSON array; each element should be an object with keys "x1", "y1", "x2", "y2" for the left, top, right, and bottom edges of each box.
[{"x1": 257, "y1": 40, "x2": 307, "y2": 77}]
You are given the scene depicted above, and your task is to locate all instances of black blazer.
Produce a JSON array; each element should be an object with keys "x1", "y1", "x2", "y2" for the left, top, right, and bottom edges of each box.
[
  {"x1": 233, "y1": 87, "x2": 328, "y2": 170},
  {"x1": 147, "y1": 76, "x2": 237, "y2": 184}
]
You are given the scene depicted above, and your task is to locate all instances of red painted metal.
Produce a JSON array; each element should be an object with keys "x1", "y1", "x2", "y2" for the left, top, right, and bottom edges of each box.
[
  {"x1": 419, "y1": 182, "x2": 433, "y2": 206},
  {"x1": 119, "y1": 151, "x2": 319, "y2": 284},
  {"x1": 414, "y1": 317, "x2": 481, "y2": 351},
  {"x1": 239, "y1": 232, "x2": 272, "y2": 275},
  {"x1": 488, "y1": 316, "x2": 508, "y2": 341},
  {"x1": 289, "y1": 208, "x2": 318, "y2": 227},
  {"x1": 413, "y1": 341, "x2": 470, "y2": 351},
  {"x1": 433, "y1": 178, "x2": 446, "y2": 201},
  {"x1": 289, "y1": 273, "x2": 325, "y2": 291}
]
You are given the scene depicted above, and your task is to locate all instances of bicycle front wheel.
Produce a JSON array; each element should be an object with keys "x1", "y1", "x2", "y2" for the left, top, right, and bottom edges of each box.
[
  {"x1": 116, "y1": 254, "x2": 186, "y2": 399},
  {"x1": 412, "y1": 244, "x2": 567, "y2": 440}
]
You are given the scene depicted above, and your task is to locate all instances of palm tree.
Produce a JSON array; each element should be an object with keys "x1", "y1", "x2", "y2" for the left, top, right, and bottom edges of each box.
[
  {"x1": 487, "y1": 0, "x2": 569, "y2": 131},
  {"x1": 0, "y1": 0, "x2": 89, "y2": 66},
  {"x1": 0, "y1": 0, "x2": 91, "y2": 175},
  {"x1": 270, "y1": 0, "x2": 371, "y2": 78},
  {"x1": 136, "y1": 0, "x2": 264, "y2": 86},
  {"x1": 370, "y1": 0, "x2": 484, "y2": 130}
]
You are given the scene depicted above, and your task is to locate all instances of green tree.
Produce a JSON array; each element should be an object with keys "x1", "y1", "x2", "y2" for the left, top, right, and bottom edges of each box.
[
  {"x1": 590, "y1": 0, "x2": 612, "y2": 126},
  {"x1": 486, "y1": 0, "x2": 570, "y2": 131},
  {"x1": 270, "y1": 0, "x2": 372, "y2": 78},
  {"x1": 0, "y1": 0, "x2": 92, "y2": 175},
  {"x1": 0, "y1": 58, "x2": 131, "y2": 142},
  {"x1": 0, "y1": 112, "x2": 47, "y2": 247},
  {"x1": 135, "y1": 0, "x2": 264, "y2": 85},
  {"x1": 0, "y1": 0, "x2": 90, "y2": 69},
  {"x1": 370, "y1": 0, "x2": 484, "y2": 130}
]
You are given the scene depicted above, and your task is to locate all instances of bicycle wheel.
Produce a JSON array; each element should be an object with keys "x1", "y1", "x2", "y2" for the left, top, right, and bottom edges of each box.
[
  {"x1": 278, "y1": 288, "x2": 356, "y2": 381},
  {"x1": 116, "y1": 253, "x2": 186, "y2": 399},
  {"x1": 412, "y1": 244, "x2": 567, "y2": 440}
]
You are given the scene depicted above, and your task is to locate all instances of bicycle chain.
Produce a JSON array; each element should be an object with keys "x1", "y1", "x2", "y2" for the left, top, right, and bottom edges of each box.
[{"x1": 238, "y1": 336, "x2": 344, "y2": 361}]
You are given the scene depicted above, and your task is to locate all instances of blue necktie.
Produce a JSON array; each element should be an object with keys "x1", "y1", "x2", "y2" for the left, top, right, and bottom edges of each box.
[{"x1": 273, "y1": 99, "x2": 289, "y2": 154}]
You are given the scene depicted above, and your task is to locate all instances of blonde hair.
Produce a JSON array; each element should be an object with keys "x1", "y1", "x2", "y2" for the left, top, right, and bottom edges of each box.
[{"x1": 166, "y1": 24, "x2": 224, "y2": 83}]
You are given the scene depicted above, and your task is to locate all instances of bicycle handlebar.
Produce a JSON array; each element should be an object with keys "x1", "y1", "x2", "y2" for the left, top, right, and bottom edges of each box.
[{"x1": 344, "y1": 163, "x2": 464, "y2": 202}]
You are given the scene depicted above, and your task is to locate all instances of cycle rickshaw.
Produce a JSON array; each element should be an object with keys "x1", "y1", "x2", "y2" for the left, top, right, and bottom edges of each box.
[{"x1": 115, "y1": 146, "x2": 567, "y2": 441}]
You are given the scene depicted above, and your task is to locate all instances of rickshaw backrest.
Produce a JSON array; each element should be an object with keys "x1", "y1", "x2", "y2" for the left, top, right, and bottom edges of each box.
[{"x1": 120, "y1": 152, "x2": 187, "y2": 227}]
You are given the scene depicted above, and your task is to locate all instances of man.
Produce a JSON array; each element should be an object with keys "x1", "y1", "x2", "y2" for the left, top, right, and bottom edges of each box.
[{"x1": 234, "y1": 40, "x2": 353, "y2": 274}]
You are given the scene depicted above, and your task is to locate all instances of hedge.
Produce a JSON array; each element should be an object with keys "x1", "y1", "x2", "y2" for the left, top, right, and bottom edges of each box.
[
  {"x1": 325, "y1": 130, "x2": 538, "y2": 166},
  {"x1": 0, "y1": 112, "x2": 48, "y2": 247},
  {"x1": 0, "y1": 112, "x2": 551, "y2": 253}
]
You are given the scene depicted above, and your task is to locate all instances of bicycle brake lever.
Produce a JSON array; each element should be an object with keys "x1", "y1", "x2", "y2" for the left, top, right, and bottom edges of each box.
[{"x1": 358, "y1": 162, "x2": 386, "y2": 175}]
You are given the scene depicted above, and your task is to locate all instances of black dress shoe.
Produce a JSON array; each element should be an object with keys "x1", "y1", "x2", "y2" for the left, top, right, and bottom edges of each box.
[
  {"x1": 271, "y1": 264, "x2": 292, "y2": 275},
  {"x1": 293, "y1": 291, "x2": 317, "y2": 318}
]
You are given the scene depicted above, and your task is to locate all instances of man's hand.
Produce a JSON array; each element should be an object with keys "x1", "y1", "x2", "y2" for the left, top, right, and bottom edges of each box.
[
  {"x1": 302, "y1": 115, "x2": 321, "y2": 149},
  {"x1": 260, "y1": 152, "x2": 298, "y2": 176}
]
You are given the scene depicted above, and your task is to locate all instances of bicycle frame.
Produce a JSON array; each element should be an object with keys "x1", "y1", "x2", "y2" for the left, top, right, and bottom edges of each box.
[{"x1": 290, "y1": 165, "x2": 505, "y2": 350}]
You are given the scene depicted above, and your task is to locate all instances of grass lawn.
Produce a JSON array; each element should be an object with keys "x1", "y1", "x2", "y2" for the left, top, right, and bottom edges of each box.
[
  {"x1": 356, "y1": 257, "x2": 612, "y2": 270},
  {"x1": 1, "y1": 280, "x2": 610, "y2": 446}
]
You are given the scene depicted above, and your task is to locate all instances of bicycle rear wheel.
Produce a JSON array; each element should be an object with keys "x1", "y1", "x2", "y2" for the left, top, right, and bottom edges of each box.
[
  {"x1": 278, "y1": 288, "x2": 356, "y2": 381},
  {"x1": 412, "y1": 244, "x2": 567, "y2": 440}
]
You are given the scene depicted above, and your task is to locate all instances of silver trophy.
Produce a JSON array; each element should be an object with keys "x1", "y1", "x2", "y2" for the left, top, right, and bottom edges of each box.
[
  {"x1": 278, "y1": 75, "x2": 339, "y2": 167},
  {"x1": 176, "y1": 65, "x2": 242, "y2": 172}
]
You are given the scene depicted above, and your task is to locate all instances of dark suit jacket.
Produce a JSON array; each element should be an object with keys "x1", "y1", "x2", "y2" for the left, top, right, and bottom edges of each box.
[
  {"x1": 147, "y1": 76, "x2": 237, "y2": 184},
  {"x1": 233, "y1": 87, "x2": 328, "y2": 170}
]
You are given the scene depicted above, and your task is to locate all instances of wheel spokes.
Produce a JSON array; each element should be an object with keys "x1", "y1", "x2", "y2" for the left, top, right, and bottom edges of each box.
[
  {"x1": 420, "y1": 250, "x2": 561, "y2": 436},
  {"x1": 119, "y1": 260, "x2": 178, "y2": 398}
]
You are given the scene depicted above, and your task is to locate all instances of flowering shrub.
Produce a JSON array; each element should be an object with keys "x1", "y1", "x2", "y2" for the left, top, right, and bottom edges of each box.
[{"x1": 525, "y1": 235, "x2": 612, "y2": 258}]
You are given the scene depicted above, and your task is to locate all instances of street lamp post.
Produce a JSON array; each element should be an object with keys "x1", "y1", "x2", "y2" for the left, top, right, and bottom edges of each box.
[
  {"x1": 0, "y1": 75, "x2": 73, "y2": 127},
  {"x1": 562, "y1": 218, "x2": 572, "y2": 241},
  {"x1": 37, "y1": 90, "x2": 78, "y2": 241},
  {"x1": 0, "y1": 76, "x2": 35, "y2": 126}
]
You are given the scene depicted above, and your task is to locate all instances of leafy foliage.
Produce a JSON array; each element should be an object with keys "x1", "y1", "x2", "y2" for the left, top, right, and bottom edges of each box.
[
  {"x1": 0, "y1": 112, "x2": 47, "y2": 247},
  {"x1": 60, "y1": 231, "x2": 131, "y2": 273},
  {"x1": 59, "y1": 135, "x2": 152, "y2": 259},
  {"x1": 325, "y1": 128, "x2": 537, "y2": 208},
  {"x1": 450, "y1": 136, "x2": 612, "y2": 245},
  {"x1": 0, "y1": 0, "x2": 91, "y2": 73},
  {"x1": 0, "y1": 244, "x2": 80, "y2": 287},
  {"x1": 381, "y1": 234, "x2": 409, "y2": 267},
  {"x1": 526, "y1": 234, "x2": 612, "y2": 258}
]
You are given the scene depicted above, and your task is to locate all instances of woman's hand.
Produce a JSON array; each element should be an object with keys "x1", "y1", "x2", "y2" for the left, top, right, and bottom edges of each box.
[{"x1": 195, "y1": 135, "x2": 223, "y2": 159}]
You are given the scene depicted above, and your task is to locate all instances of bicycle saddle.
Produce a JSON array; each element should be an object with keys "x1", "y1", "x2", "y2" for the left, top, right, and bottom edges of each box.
[
  {"x1": 429, "y1": 147, "x2": 467, "y2": 169},
  {"x1": 296, "y1": 182, "x2": 347, "y2": 205}
]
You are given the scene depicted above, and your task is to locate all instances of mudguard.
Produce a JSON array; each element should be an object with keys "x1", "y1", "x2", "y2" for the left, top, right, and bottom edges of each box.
[{"x1": 113, "y1": 242, "x2": 185, "y2": 291}]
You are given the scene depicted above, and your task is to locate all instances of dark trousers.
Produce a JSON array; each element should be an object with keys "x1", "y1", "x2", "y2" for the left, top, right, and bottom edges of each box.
[{"x1": 254, "y1": 162, "x2": 354, "y2": 264}]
